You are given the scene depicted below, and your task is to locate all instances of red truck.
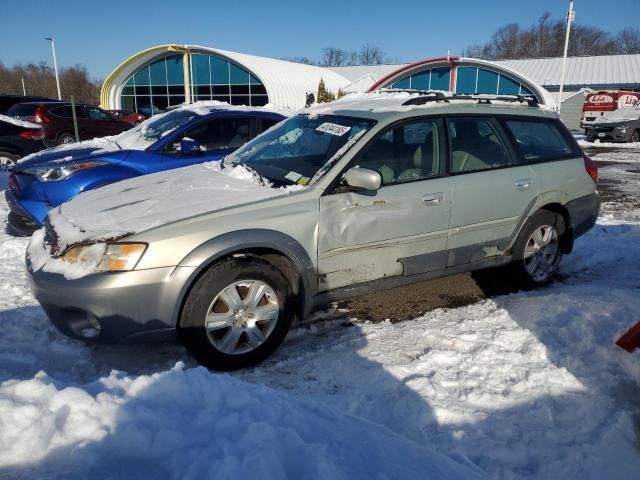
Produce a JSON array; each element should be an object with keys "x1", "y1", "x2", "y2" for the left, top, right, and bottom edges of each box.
[{"x1": 581, "y1": 91, "x2": 640, "y2": 130}]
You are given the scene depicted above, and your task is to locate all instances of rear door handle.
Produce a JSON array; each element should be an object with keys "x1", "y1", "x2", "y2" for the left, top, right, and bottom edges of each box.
[
  {"x1": 422, "y1": 192, "x2": 444, "y2": 206},
  {"x1": 515, "y1": 178, "x2": 531, "y2": 191}
]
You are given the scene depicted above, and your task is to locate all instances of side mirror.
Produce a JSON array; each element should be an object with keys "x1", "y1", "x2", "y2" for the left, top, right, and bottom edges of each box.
[
  {"x1": 178, "y1": 138, "x2": 203, "y2": 154},
  {"x1": 344, "y1": 167, "x2": 381, "y2": 191}
]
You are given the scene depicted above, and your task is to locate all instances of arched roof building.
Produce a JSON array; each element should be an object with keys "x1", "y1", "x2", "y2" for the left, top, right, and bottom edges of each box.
[{"x1": 100, "y1": 44, "x2": 348, "y2": 114}]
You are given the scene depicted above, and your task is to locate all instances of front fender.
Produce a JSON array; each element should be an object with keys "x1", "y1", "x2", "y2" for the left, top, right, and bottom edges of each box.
[{"x1": 172, "y1": 229, "x2": 317, "y2": 324}]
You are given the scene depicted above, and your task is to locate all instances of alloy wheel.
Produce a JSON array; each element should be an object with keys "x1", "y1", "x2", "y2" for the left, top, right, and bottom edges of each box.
[
  {"x1": 205, "y1": 280, "x2": 280, "y2": 355},
  {"x1": 523, "y1": 225, "x2": 561, "y2": 283}
]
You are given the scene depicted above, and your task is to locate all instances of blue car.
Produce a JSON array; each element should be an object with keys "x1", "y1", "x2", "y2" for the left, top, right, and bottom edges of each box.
[{"x1": 6, "y1": 104, "x2": 287, "y2": 235}]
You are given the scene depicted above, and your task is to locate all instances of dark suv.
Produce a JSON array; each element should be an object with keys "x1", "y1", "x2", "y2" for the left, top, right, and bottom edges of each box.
[
  {"x1": 0, "y1": 95, "x2": 58, "y2": 114},
  {"x1": 7, "y1": 102, "x2": 132, "y2": 146}
]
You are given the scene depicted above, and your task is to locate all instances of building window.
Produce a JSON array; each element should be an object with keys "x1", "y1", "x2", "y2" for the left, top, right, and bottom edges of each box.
[
  {"x1": 387, "y1": 65, "x2": 533, "y2": 98},
  {"x1": 455, "y1": 66, "x2": 532, "y2": 96},
  {"x1": 388, "y1": 67, "x2": 451, "y2": 91},
  {"x1": 120, "y1": 53, "x2": 268, "y2": 116}
]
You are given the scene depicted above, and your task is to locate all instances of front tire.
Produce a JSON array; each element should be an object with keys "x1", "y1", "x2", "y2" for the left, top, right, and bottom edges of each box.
[
  {"x1": 510, "y1": 210, "x2": 566, "y2": 287},
  {"x1": 631, "y1": 129, "x2": 640, "y2": 143},
  {"x1": 179, "y1": 257, "x2": 294, "y2": 371}
]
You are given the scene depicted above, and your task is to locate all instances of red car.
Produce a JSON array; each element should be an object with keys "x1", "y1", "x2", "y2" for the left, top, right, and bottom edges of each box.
[
  {"x1": 108, "y1": 109, "x2": 146, "y2": 125},
  {"x1": 6, "y1": 102, "x2": 131, "y2": 146}
]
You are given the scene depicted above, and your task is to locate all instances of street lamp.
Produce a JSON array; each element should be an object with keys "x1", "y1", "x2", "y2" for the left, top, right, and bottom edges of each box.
[
  {"x1": 45, "y1": 37, "x2": 62, "y2": 100},
  {"x1": 557, "y1": 0, "x2": 575, "y2": 113}
]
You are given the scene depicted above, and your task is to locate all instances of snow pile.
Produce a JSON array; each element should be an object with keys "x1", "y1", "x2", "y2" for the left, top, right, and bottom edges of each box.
[
  {"x1": 0, "y1": 113, "x2": 40, "y2": 129},
  {"x1": 0, "y1": 364, "x2": 487, "y2": 479},
  {"x1": 578, "y1": 139, "x2": 640, "y2": 149}
]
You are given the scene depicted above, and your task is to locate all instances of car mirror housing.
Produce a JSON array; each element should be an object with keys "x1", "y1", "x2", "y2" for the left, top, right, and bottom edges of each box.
[
  {"x1": 178, "y1": 138, "x2": 203, "y2": 154},
  {"x1": 344, "y1": 167, "x2": 381, "y2": 191}
]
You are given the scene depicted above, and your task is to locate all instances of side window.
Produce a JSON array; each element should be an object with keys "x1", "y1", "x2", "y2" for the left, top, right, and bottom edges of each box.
[
  {"x1": 87, "y1": 107, "x2": 112, "y2": 120},
  {"x1": 502, "y1": 119, "x2": 579, "y2": 163},
  {"x1": 180, "y1": 117, "x2": 251, "y2": 151},
  {"x1": 355, "y1": 119, "x2": 441, "y2": 186},
  {"x1": 448, "y1": 118, "x2": 511, "y2": 173}
]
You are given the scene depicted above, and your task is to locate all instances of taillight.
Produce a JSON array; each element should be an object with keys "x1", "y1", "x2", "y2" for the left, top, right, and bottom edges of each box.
[
  {"x1": 19, "y1": 129, "x2": 45, "y2": 140},
  {"x1": 34, "y1": 106, "x2": 49, "y2": 124},
  {"x1": 584, "y1": 154, "x2": 598, "y2": 184}
]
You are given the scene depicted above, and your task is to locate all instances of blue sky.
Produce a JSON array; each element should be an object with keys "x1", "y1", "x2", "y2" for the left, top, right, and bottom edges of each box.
[{"x1": 0, "y1": 0, "x2": 637, "y2": 79}]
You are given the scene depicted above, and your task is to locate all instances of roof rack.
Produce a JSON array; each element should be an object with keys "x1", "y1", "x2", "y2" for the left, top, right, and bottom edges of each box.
[{"x1": 379, "y1": 88, "x2": 539, "y2": 107}]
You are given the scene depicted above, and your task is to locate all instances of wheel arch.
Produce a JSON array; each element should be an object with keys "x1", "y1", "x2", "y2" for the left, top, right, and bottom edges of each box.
[{"x1": 173, "y1": 229, "x2": 316, "y2": 329}]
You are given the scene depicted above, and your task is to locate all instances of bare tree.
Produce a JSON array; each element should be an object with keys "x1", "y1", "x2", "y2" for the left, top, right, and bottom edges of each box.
[
  {"x1": 358, "y1": 44, "x2": 386, "y2": 65},
  {"x1": 0, "y1": 61, "x2": 101, "y2": 104},
  {"x1": 464, "y1": 12, "x2": 620, "y2": 59},
  {"x1": 321, "y1": 47, "x2": 350, "y2": 66},
  {"x1": 616, "y1": 28, "x2": 640, "y2": 54}
]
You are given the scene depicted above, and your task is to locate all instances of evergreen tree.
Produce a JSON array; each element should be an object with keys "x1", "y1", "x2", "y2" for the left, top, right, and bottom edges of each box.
[{"x1": 316, "y1": 78, "x2": 335, "y2": 103}]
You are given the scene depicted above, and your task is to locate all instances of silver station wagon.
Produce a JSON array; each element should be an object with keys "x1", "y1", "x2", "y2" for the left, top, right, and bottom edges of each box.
[{"x1": 27, "y1": 92, "x2": 600, "y2": 370}]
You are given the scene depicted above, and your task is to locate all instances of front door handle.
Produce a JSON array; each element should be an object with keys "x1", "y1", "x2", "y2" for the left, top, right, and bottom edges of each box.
[
  {"x1": 515, "y1": 178, "x2": 531, "y2": 191},
  {"x1": 422, "y1": 192, "x2": 444, "y2": 206}
]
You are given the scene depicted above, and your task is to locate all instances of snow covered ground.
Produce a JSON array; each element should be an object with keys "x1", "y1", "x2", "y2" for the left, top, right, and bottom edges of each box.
[{"x1": 1, "y1": 146, "x2": 640, "y2": 479}]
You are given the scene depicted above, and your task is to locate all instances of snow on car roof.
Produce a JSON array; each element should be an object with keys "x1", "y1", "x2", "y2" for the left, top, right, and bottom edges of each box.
[{"x1": 307, "y1": 91, "x2": 557, "y2": 119}]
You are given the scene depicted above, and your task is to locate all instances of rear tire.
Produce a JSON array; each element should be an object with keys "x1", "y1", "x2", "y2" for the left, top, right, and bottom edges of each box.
[
  {"x1": 179, "y1": 257, "x2": 294, "y2": 371},
  {"x1": 509, "y1": 210, "x2": 566, "y2": 287},
  {"x1": 0, "y1": 151, "x2": 18, "y2": 171},
  {"x1": 57, "y1": 132, "x2": 75, "y2": 145}
]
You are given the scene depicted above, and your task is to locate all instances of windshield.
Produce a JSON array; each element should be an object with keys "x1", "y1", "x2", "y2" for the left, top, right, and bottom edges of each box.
[
  {"x1": 225, "y1": 114, "x2": 375, "y2": 186},
  {"x1": 115, "y1": 109, "x2": 197, "y2": 150}
]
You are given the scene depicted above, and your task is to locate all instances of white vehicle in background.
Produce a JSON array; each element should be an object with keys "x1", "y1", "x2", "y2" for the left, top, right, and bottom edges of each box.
[{"x1": 580, "y1": 91, "x2": 640, "y2": 131}]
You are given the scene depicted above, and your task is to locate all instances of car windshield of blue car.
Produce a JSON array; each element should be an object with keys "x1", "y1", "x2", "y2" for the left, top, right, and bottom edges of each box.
[
  {"x1": 115, "y1": 110, "x2": 197, "y2": 150},
  {"x1": 224, "y1": 114, "x2": 375, "y2": 186}
]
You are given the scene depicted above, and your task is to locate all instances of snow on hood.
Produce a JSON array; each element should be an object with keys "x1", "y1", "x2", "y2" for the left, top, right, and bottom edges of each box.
[
  {"x1": 48, "y1": 162, "x2": 287, "y2": 248},
  {"x1": 17, "y1": 136, "x2": 120, "y2": 166},
  {"x1": 0, "y1": 113, "x2": 40, "y2": 129},
  {"x1": 595, "y1": 105, "x2": 640, "y2": 124}
]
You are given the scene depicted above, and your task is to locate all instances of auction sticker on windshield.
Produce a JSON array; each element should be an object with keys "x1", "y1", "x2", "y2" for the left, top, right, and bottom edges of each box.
[
  {"x1": 316, "y1": 123, "x2": 351, "y2": 136},
  {"x1": 285, "y1": 171, "x2": 303, "y2": 182}
]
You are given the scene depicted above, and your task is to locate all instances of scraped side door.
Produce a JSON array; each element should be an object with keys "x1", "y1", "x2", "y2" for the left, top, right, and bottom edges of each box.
[{"x1": 317, "y1": 117, "x2": 453, "y2": 291}]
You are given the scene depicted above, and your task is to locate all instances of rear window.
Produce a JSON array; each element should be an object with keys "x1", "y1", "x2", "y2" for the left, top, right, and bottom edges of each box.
[
  {"x1": 503, "y1": 119, "x2": 580, "y2": 163},
  {"x1": 7, "y1": 104, "x2": 38, "y2": 117}
]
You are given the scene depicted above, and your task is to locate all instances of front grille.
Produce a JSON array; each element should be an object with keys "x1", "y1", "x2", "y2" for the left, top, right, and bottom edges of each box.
[
  {"x1": 594, "y1": 126, "x2": 614, "y2": 133},
  {"x1": 43, "y1": 219, "x2": 61, "y2": 256}
]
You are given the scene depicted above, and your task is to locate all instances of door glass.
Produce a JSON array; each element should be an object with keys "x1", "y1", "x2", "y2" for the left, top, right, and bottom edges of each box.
[
  {"x1": 355, "y1": 119, "x2": 441, "y2": 185},
  {"x1": 448, "y1": 118, "x2": 511, "y2": 173},
  {"x1": 180, "y1": 117, "x2": 251, "y2": 151}
]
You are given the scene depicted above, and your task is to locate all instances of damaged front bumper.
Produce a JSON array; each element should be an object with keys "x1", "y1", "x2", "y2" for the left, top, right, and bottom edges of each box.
[{"x1": 27, "y1": 263, "x2": 197, "y2": 344}]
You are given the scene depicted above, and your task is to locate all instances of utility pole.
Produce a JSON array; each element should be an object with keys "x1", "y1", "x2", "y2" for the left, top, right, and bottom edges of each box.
[
  {"x1": 21, "y1": 77, "x2": 26, "y2": 96},
  {"x1": 45, "y1": 37, "x2": 62, "y2": 100},
  {"x1": 557, "y1": 0, "x2": 575, "y2": 113}
]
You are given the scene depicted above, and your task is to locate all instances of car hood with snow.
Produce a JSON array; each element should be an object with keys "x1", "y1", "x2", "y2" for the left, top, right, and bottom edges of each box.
[
  {"x1": 594, "y1": 105, "x2": 640, "y2": 124},
  {"x1": 15, "y1": 138, "x2": 127, "y2": 170},
  {"x1": 44, "y1": 162, "x2": 291, "y2": 250}
]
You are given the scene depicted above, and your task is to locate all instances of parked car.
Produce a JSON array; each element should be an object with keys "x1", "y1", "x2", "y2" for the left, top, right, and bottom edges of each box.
[
  {"x1": 108, "y1": 109, "x2": 146, "y2": 126},
  {"x1": 0, "y1": 114, "x2": 46, "y2": 170},
  {"x1": 586, "y1": 103, "x2": 640, "y2": 143},
  {"x1": 0, "y1": 95, "x2": 59, "y2": 114},
  {"x1": 26, "y1": 92, "x2": 600, "y2": 370},
  {"x1": 6, "y1": 103, "x2": 287, "y2": 235},
  {"x1": 580, "y1": 90, "x2": 640, "y2": 131},
  {"x1": 6, "y1": 102, "x2": 132, "y2": 146}
]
